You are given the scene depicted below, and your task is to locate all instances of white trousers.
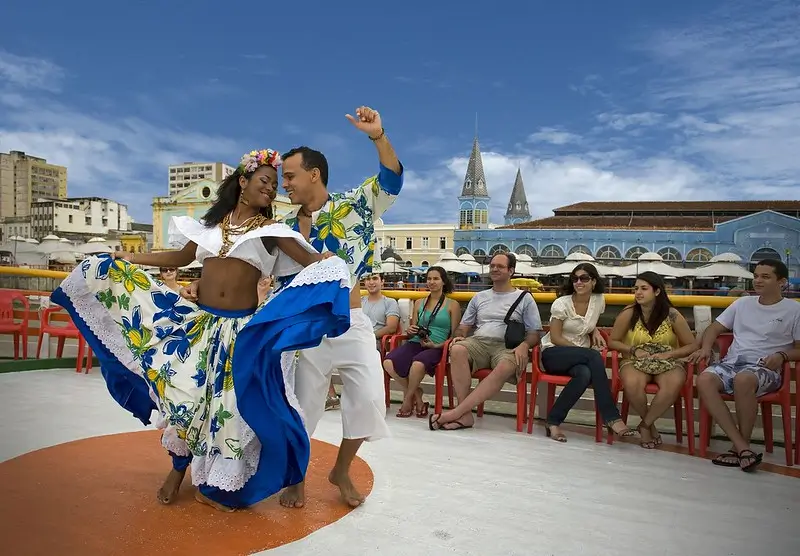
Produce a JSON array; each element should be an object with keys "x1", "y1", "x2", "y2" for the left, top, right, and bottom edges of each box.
[{"x1": 295, "y1": 308, "x2": 390, "y2": 441}]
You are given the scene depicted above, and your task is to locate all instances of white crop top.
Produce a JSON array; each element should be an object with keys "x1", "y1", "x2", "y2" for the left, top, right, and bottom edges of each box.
[{"x1": 168, "y1": 216, "x2": 318, "y2": 277}]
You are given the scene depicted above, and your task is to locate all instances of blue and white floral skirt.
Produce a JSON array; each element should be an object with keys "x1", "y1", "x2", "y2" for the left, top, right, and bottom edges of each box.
[{"x1": 52, "y1": 254, "x2": 351, "y2": 508}]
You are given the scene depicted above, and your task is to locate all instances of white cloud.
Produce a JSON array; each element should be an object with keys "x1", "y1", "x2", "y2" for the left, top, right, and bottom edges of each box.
[
  {"x1": 595, "y1": 111, "x2": 664, "y2": 130},
  {"x1": 0, "y1": 50, "x2": 65, "y2": 92},
  {"x1": 528, "y1": 127, "x2": 581, "y2": 145}
]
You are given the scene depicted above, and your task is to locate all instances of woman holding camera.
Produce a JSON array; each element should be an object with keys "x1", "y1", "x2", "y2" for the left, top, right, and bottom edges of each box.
[{"x1": 383, "y1": 266, "x2": 461, "y2": 418}]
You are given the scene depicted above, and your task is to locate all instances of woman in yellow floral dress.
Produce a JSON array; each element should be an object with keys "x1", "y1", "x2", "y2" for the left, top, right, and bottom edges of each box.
[
  {"x1": 608, "y1": 272, "x2": 698, "y2": 448},
  {"x1": 51, "y1": 149, "x2": 351, "y2": 511}
]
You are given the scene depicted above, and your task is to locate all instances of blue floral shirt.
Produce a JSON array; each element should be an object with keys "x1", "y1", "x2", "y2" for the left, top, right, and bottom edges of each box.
[{"x1": 282, "y1": 163, "x2": 403, "y2": 283}]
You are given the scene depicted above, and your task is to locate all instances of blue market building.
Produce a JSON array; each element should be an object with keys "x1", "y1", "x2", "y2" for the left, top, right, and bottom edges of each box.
[{"x1": 454, "y1": 136, "x2": 800, "y2": 276}]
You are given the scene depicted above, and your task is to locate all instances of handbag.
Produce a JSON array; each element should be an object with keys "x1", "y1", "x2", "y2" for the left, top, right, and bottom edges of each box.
[{"x1": 504, "y1": 291, "x2": 529, "y2": 349}]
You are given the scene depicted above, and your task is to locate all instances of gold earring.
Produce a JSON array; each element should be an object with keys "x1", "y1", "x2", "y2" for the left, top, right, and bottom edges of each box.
[{"x1": 239, "y1": 189, "x2": 250, "y2": 206}]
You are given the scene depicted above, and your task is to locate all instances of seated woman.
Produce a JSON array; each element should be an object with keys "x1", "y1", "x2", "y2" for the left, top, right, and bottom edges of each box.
[
  {"x1": 51, "y1": 148, "x2": 350, "y2": 512},
  {"x1": 540, "y1": 263, "x2": 635, "y2": 442},
  {"x1": 383, "y1": 266, "x2": 460, "y2": 418},
  {"x1": 158, "y1": 267, "x2": 180, "y2": 292},
  {"x1": 608, "y1": 271, "x2": 697, "y2": 448}
]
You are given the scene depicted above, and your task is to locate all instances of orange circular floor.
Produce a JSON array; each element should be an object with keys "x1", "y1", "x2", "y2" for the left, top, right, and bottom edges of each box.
[{"x1": 0, "y1": 430, "x2": 373, "y2": 555}]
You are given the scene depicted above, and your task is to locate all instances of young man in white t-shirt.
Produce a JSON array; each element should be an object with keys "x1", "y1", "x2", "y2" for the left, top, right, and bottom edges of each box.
[{"x1": 690, "y1": 259, "x2": 800, "y2": 472}]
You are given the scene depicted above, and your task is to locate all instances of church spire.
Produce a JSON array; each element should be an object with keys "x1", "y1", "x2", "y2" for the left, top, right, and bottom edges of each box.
[
  {"x1": 459, "y1": 136, "x2": 489, "y2": 197},
  {"x1": 504, "y1": 168, "x2": 531, "y2": 225}
]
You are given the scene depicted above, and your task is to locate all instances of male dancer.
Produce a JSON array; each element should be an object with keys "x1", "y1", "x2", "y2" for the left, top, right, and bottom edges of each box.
[{"x1": 279, "y1": 105, "x2": 402, "y2": 507}]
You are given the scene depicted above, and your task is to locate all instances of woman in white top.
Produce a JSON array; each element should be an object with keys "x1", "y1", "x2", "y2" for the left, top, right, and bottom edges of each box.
[
  {"x1": 51, "y1": 148, "x2": 350, "y2": 513},
  {"x1": 539, "y1": 263, "x2": 635, "y2": 442},
  {"x1": 158, "y1": 267, "x2": 181, "y2": 292}
]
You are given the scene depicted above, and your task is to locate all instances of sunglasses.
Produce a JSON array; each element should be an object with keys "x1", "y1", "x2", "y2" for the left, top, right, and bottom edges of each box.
[
  {"x1": 162, "y1": 268, "x2": 177, "y2": 273},
  {"x1": 572, "y1": 275, "x2": 592, "y2": 283}
]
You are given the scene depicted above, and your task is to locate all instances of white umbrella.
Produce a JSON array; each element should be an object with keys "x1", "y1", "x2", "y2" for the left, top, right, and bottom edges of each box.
[
  {"x1": 615, "y1": 252, "x2": 693, "y2": 278},
  {"x1": 435, "y1": 252, "x2": 476, "y2": 274},
  {"x1": 691, "y1": 262, "x2": 753, "y2": 280},
  {"x1": 532, "y1": 252, "x2": 605, "y2": 277},
  {"x1": 709, "y1": 252, "x2": 743, "y2": 263}
]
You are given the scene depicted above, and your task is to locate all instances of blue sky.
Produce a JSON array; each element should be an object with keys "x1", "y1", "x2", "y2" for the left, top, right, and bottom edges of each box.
[{"x1": 1, "y1": 0, "x2": 798, "y2": 225}]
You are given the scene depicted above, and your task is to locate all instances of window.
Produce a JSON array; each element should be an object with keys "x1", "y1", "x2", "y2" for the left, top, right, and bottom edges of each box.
[
  {"x1": 568, "y1": 245, "x2": 591, "y2": 255},
  {"x1": 596, "y1": 245, "x2": 621, "y2": 260},
  {"x1": 625, "y1": 246, "x2": 647, "y2": 260},
  {"x1": 389, "y1": 237, "x2": 396, "y2": 248},
  {"x1": 459, "y1": 210, "x2": 473, "y2": 229},
  {"x1": 515, "y1": 244, "x2": 536, "y2": 257},
  {"x1": 421, "y1": 237, "x2": 429, "y2": 248},
  {"x1": 540, "y1": 244, "x2": 565, "y2": 259},
  {"x1": 686, "y1": 247, "x2": 713, "y2": 263},
  {"x1": 68, "y1": 215, "x2": 73, "y2": 224},
  {"x1": 455, "y1": 247, "x2": 470, "y2": 256},
  {"x1": 489, "y1": 243, "x2": 509, "y2": 256},
  {"x1": 405, "y1": 237, "x2": 412, "y2": 249},
  {"x1": 439, "y1": 236, "x2": 447, "y2": 249},
  {"x1": 657, "y1": 247, "x2": 682, "y2": 262}
]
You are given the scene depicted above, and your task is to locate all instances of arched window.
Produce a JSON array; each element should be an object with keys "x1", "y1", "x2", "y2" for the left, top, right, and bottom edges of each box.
[
  {"x1": 625, "y1": 246, "x2": 647, "y2": 260},
  {"x1": 658, "y1": 247, "x2": 682, "y2": 262},
  {"x1": 540, "y1": 244, "x2": 565, "y2": 259},
  {"x1": 455, "y1": 247, "x2": 470, "y2": 256},
  {"x1": 568, "y1": 245, "x2": 592, "y2": 255},
  {"x1": 686, "y1": 247, "x2": 713, "y2": 263},
  {"x1": 489, "y1": 244, "x2": 509, "y2": 256},
  {"x1": 515, "y1": 244, "x2": 536, "y2": 258},
  {"x1": 420, "y1": 260, "x2": 430, "y2": 267},
  {"x1": 750, "y1": 247, "x2": 781, "y2": 263},
  {"x1": 596, "y1": 245, "x2": 621, "y2": 260}
]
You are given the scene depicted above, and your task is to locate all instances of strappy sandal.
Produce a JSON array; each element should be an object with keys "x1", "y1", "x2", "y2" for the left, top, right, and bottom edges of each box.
[
  {"x1": 637, "y1": 423, "x2": 658, "y2": 449},
  {"x1": 738, "y1": 449, "x2": 763, "y2": 473},
  {"x1": 395, "y1": 406, "x2": 414, "y2": 418},
  {"x1": 545, "y1": 425, "x2": 567, "y2": 443},
  {"x1": 415, "y1": 401, "x2": 430, "y2": 418},
  {"x1": 607, "y1": 420, "x2": 637, "y2": 438},
  {"x1": 711, "y1": 449, "x2": 740, "y2": 467}
]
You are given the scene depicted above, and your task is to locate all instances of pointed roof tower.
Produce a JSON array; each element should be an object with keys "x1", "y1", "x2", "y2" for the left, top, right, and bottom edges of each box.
[
  {"x1": 504, "y1": 168, "x2": 531, "y2": 224},
  {"x1": 459, "y1": 136, "x2": 489, "y2": 198}
]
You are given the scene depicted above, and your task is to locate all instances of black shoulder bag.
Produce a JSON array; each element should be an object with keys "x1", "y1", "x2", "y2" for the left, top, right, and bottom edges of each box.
[{"x1": 504, "y1": 291, "x2": 530, "y2": 349}]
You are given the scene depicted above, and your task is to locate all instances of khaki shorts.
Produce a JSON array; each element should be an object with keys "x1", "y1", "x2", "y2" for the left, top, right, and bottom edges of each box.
[{"x1": 457, "y1": 336, "x2": 526, "y2": 384}]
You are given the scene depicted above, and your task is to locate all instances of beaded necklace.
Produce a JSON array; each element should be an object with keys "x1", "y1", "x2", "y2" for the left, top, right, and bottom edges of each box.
[{"x1": 219, "y1": 212, "x2": 269, "y2": 257}]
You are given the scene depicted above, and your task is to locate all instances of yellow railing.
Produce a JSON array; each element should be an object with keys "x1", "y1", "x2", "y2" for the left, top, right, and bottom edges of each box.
[{"x1": 1, "y1": 265, "x2": 787, "y2": 310}]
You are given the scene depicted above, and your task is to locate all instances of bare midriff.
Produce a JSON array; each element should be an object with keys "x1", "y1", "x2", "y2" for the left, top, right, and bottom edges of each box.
[{"x1": 197, "y1": 257, "x2": 261, "y2": 312}]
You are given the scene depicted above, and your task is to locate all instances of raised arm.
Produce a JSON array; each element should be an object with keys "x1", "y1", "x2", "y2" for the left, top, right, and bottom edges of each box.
[{"x1": 117, "y1": 242, "x2": 197, "y2": 268}]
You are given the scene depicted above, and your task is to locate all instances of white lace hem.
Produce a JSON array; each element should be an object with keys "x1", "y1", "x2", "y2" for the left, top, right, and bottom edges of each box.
[{"x1": 284, "y1": 257, "x2": 351, "y2": 290}]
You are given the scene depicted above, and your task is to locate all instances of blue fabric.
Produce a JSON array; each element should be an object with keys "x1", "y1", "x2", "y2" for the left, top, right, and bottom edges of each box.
[
  {"x1": 202, "y1": 279, "x2": 351, "y2": 508},
  {"x1": 196, "y1": 303, "x2": 255, "y2": 318},
  {"x1": 378, "y1": 162, "x2": 404, "y2": 195},
  {"x1": 51, "y1": 286, "x2": 157, "y2": 426}
]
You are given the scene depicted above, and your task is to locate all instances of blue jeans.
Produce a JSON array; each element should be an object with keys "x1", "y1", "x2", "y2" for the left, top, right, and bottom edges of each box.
[{"x1": 541, "y1": 346, "x2": 621, "y2": 426}]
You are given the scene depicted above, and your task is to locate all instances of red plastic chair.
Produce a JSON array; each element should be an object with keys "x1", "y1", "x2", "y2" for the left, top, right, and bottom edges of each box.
[
  {"x1": 699, "y1": 333, "x2": 794, "y2": 466},
  {"x1": 0, "y1": 290, "x2": 30, "y2": 359},
  {"x1": 794, "y1": 363, "x2": 800, "y2": 466},
  {"x1": 527, "y1": 329, "x2": 618, "y2": 442},
  {"x1": 433, "y1": 339, "x2": 530, "y2": 431},
  {"x1": 36, "y1": 306, "x2": 93, "y2": 373},
  {"x1": 611, "y1": 355, "x2": 697, "y2": 454},
  {"x1": 381, "y1": 321, "x2": 404, "y2": 408}
]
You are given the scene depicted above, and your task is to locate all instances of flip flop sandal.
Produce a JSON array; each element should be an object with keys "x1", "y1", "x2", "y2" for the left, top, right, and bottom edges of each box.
[
  {"x1": 415, "y1": 401, "x2": 430, "y2": 418},
  {"x1": 395, "y1": 407, "x2": 414, "y2": 418},
  {"x1": 738, "y1": 449, "x2": 763, "y2": 472},
  {"x1": 711, "y1": 449, "x2": 741, "y2": 467},
  {"x1": 429, "y1": 413, "x2": 441, "y2": 431},
  {"x1": 440, "y1": 420, "x2": 473, "y2": 431},
  {"x1": 545, "y1": 425, "x2": 567, "y2": 442}
]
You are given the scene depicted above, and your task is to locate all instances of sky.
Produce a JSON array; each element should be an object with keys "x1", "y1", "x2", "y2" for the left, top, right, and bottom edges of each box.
[{"x1": 1, "y1": 0, "x2": 798, "y2": 225}]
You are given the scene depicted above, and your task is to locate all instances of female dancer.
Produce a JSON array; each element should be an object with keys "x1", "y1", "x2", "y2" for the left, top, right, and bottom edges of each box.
[
  {"x1": 51, "y1": 149, "x2": 351, "y2": 512},
  {"x1": 539, "y1": 263, "x2": 635, "y2": 442},
  {"x1": 608, "y1": 272, "x2": 696, "y2": 448},
  {"x1": 383, "y1": 266, "x2": 460, "y2": 418}
]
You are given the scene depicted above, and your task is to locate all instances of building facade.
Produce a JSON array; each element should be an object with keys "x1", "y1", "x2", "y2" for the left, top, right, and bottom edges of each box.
[
  {"x1": 452, "y1": 137, "x2": 800, "y2": 276},
  {"x1": 168, "y1": 162, "x2": 235, "y2": 196},
  {"x1": 0, "y1": 151, "x2": 67, "y2": 219},
  {"x1": 152, "y1": 179, "x2": 294, "y2": 250},
  {"x1": 374, "y1": 219, "x2": 455, "y2": 267},
  {"x1": 30, "y1": 197, "x2": 131, "y2": 240}
]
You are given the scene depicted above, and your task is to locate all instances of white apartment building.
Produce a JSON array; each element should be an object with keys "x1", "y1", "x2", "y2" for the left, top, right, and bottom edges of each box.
[
  {"x1": 30, "y1": 197, "x2": 132, "y2": 240},
  {"x1": 169, "y1": 162, "x2": 234, "y2": 196},
  {"x1": 374, "y1": 219, "x2": 456, "y2": 267}
]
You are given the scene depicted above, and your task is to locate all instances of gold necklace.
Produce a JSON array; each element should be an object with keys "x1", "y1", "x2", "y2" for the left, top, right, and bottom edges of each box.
[{"x1": 219, "y1": 212, "x2": 268, "y2": 257}]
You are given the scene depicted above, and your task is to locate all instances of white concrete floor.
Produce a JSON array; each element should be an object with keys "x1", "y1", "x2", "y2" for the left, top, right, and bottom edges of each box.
[{"x1": 1, "y1": 370, "x2": 798, "y2": 556}]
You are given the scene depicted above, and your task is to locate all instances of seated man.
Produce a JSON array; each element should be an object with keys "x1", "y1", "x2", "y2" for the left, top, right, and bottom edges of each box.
[
  {"x1": 429, "y1": 252, "x2": 542, "y2": 430},
  {"x1": 691, "y1": 259, "x2": 800, "y2": 472},
  {"x1": 327, "y1": 272, "x2": 400, "y2": 410}
]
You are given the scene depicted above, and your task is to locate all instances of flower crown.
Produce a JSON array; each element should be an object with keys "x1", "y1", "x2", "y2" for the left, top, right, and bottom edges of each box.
[{"x1": 238, "y1": 149, "x2": 282, "y2": 173}]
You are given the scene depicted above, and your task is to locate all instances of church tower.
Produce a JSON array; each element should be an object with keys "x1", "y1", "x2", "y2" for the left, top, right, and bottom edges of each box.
[
  {"x1": 504, "y1": 168, "x2": 531, "y2": 225},
  {"x1": 457, "y1": 136, "x2": 491, "y2": 229}
]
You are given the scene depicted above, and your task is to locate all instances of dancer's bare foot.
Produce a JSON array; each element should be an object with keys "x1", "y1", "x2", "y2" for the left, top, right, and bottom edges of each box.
[
  {"x1": 328, "y1": 468, "x2": 365, "y2": 508},
  {"x1": 279, "y1": 482, "x2": 306, "y2": 508},
  {"x1": 156, "y1": 468, "x2": 186, "y2": 505},
  {"x1": 194, "y1": 490, "x2": 236, "y2": 512}
]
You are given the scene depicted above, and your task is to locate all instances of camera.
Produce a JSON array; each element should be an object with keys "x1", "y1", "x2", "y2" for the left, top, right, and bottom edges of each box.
[{"x1": 417, "y1": 326, "x2": 430, "y2": 340}]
